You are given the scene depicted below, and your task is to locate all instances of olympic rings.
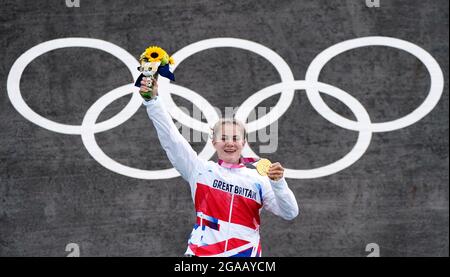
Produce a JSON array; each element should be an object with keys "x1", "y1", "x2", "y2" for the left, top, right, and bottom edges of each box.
[
  {"x1": 158, "y1": 38, "x2": 295, "y2": 134},
  {"x1": 6, "y1": 36, "x2": 444, "y2": 179},
  {"x1": 80, "y1": 83, "x2": 216, "y2": 179},
  {"x1": 7, "y1": 38, "x2": 141, "y2": 135},
  {"x1": 305, "y1": 36, "x2": 444, "y2": 132},
  {"x1": 235, "y1": 81, "x2": 372, "y2": 179}
]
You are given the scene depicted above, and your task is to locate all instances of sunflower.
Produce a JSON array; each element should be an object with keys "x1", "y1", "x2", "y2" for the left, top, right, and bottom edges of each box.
[{"x1": 144, "y1": 46, "x2": 167, "y2": 62}]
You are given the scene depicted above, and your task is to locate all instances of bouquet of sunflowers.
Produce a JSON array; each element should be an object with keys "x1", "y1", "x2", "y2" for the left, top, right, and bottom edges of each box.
[{"x1": 135, "y1": 46, "x2": 175, "y2": 100}]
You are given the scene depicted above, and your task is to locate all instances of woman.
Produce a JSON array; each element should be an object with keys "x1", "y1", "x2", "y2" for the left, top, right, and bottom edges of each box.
[{"x1": 140, "y1": 77, "x2": 299, "y2": 257}]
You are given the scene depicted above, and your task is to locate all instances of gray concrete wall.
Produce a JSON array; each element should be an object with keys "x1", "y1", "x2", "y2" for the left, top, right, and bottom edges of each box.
[{"x1": 0, "y1": 0, "x2": 448, "y2": 256}]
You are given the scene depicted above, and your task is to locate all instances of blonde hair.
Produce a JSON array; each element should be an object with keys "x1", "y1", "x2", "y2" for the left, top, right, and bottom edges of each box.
[{"x1": 211, "y1": 118, "x2": 247, "y2": 141}]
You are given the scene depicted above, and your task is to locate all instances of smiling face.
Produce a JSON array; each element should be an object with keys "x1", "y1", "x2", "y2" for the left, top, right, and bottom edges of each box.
[{"x1": 212, "y1": 121, "x2": 246, "y2": 164}]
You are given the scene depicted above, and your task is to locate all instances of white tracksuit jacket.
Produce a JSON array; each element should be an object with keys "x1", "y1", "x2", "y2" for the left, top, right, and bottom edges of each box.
[{"x1": 144, "y1": 97, "x2": 299, "y2": 257}]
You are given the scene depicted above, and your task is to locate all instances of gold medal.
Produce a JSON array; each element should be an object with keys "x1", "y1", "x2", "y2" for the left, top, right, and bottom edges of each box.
[{"x1": 256, "y1": 158, "x2": 272, "y2": 176}]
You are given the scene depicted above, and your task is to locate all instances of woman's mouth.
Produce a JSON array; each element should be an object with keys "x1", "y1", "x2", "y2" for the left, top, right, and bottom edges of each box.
[{"x1": 224, "y1": 149, "x2": 236, "y2": 154}]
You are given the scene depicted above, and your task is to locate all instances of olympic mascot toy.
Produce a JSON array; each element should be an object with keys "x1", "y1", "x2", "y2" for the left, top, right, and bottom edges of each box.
[{"x1": 134, "y1": 46, "x2": 175, "y2": 100}]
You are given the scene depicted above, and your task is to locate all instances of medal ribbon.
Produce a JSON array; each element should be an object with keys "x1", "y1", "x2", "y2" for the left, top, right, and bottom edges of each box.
[{"x1": 217, "y1": 157, "x2": 259, "y2": 168}]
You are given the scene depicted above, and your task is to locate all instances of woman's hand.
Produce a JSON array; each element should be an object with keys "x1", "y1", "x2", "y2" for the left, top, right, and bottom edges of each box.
[
  {"x1": 268, "y1": 162, "x2": 284, "y2": 181},
  {"x1": 139, "y1": 77, "x2": 158, "y2": 98}
]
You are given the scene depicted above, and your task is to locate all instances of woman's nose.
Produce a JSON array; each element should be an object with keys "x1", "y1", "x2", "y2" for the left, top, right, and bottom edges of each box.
[{"x1": 224, "y1": 140, "x2": 234, "y2": 145}]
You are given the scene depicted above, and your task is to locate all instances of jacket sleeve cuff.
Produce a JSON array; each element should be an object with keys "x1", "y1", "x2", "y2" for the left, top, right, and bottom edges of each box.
[
  {"x1": 269, "y1": 177, "x2": 288, "y2": 190},
  {"x1": 142, "y1": 96, "x2": 159, "y2": 107}
]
